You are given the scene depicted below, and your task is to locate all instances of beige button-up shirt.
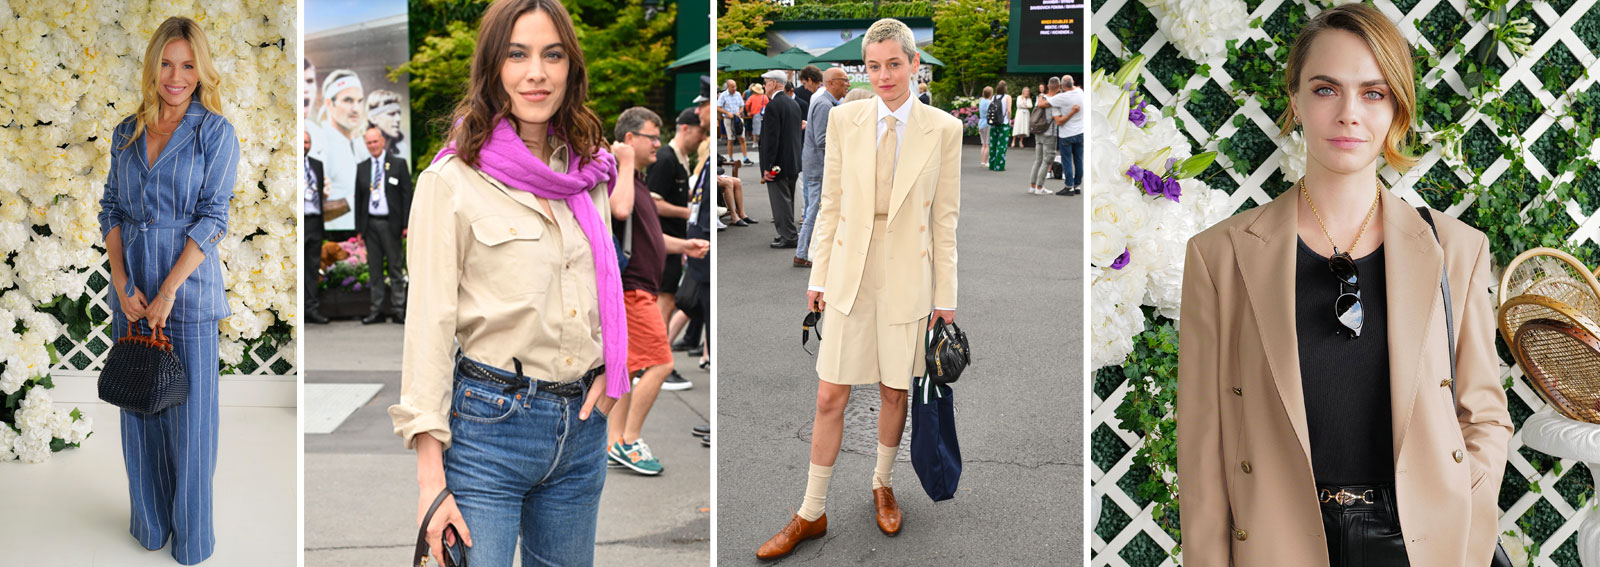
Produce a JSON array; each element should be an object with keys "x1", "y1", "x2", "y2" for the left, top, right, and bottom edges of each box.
[{"x1": 388, "y1": 139, "x2": 610, "y2": 450}]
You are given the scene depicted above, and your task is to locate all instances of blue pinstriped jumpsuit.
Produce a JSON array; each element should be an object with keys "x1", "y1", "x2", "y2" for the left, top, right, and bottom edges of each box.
[{"x1": 98, "y1": 96, "x2": 238, "y2": 565}]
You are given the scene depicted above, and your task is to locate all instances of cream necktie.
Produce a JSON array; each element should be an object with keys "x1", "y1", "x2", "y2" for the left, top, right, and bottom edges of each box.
[{"x1": 875, "y1": 116, "x2": 897, "y2": 215}]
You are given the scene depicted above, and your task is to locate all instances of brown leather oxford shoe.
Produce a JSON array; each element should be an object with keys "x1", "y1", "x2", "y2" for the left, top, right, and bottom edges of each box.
[
  {"x1": 874, "y1": 487, "x2": 902, "y2": 536},
  {"x1": 756, "y1": 513, "x2": 827, "y2": 560}
]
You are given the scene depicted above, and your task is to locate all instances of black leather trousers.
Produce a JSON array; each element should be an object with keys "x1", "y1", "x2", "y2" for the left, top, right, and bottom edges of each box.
[{"x1": 1317, "y1": 483, "x2": 1411, "y2": 567}]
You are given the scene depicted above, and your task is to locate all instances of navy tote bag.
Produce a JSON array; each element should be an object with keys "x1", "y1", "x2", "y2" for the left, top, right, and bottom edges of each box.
[{"x1": 910, "y1": 326, "x2": 963, "y2": 502}]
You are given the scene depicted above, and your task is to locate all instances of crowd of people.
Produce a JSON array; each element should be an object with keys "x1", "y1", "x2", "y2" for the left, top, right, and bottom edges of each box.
[
  {"x1": 718, "y1": 67, "x2": 1085, "y2": 273},
  {"x1": 976, "y1": 74, "x2": 1084, "y2": 196},
  {"x1": 604, "y1": 77, "x2": 716, "y2": 475}
]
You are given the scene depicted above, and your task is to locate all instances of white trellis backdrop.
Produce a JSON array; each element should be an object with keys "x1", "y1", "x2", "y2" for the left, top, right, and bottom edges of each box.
[{"x1": 1091, "y1": 0, "x2": 1600, "y2": 565}]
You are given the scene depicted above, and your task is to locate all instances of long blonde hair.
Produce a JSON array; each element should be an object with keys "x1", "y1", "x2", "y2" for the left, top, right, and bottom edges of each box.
[{"x1": 120, "y1": 17, "x2": 224, "y2": 150}]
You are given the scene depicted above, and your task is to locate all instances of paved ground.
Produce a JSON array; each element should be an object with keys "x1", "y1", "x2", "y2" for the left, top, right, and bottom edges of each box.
[
  {"x1": 303, "y1": 320, "x2": 710, "y2": 566},
  {"x1": 714, "y1": 139, "x2": 1084, "y2": 564}
]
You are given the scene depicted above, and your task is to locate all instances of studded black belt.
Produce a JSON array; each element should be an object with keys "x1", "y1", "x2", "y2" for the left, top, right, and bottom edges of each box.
[{"x1": 455, "y1": 356, "x2": 603, "y2": 398}]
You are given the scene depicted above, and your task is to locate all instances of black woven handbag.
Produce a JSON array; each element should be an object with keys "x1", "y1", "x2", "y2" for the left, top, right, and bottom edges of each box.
[
  {"x1": 924, "y1": 318, "x2": 971, "y2": 385},
  {"x1": 98, "y1": 327, "x2": 187, "y2": 414}
]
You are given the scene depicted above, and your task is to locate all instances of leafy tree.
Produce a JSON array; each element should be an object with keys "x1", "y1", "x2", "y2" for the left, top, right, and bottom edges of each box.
[
  {"x1": 717, "y1": 0, "x2": 775, "y2": 51},
  {"x1": 397, "y1": 0, "x2": 677, "y2": 169},
  {"x1": 926, "y1": 0, "x2": 1008, "y2": 101}
]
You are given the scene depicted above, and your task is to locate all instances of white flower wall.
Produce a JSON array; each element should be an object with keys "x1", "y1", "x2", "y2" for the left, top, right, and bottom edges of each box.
[{"x1": 0, "y1": 0, "x2": 298, "y2": 463}]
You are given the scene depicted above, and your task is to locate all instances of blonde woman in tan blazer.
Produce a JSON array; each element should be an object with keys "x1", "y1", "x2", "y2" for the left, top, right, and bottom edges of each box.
[
  {"x1": 1176, "y1": 5, "x2": 1512, "y2": 566},
  {"x1": 756, "y1": 18, "x2": 962, "y2": 560}
]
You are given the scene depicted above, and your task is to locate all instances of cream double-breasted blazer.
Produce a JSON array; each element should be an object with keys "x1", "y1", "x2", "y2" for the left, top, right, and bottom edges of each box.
[
  {"x1": 1176, "y1": 188, "x2": 1512, "y2": 566},
  {"x1": 807, "y1": 98, "x2": 962, "y2": 322}
]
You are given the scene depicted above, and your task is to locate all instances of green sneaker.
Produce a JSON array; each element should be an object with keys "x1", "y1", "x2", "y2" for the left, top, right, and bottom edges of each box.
[{"x1": 608, "y1": 439, "x2": 664, "y2": 476}]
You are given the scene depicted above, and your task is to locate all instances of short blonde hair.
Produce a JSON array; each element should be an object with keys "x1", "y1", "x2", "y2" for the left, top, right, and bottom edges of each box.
[
  {"x1": 1279, "y1": 3, "x2": 1418, "y2": 170},
  {"x1": 863, "y1": 18, "x2": 917, "y2": 62},
  {"x1": 122, "y1": 17, "x2": 224, "y2": 149}
]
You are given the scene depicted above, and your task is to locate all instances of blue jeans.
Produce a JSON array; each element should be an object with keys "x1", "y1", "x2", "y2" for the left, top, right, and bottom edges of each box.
[
  {"x1": 1059, "y1": 133, "x2": 1084, "y2": 187},
  {"x1": 443, "y1": 357, "x2": 610, "y2": 567},
  {"x1": 116, "y1": 316, "x2": 220, "y2": 565},
  {"x1": 796, "y1": 175, "x2": 823, "y2": 260}
]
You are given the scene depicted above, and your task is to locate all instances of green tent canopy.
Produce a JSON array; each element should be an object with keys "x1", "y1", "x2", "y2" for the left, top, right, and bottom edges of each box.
[
  {"x1": 668, "y1": 43, "x2": 710, "y2": 70},
  {"x1": 717, "y1": 43, "x2": 797, "y2": 71},
  {"x1": 810, "y1": 35, "x2": 944, "y2": 66},
  {"x1": 773, "y1": 46, "x2": 817, "y2": 70}
]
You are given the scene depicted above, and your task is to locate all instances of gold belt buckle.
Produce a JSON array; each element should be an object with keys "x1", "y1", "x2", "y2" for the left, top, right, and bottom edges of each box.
[{"x1": 1319, "y1": 488, "x2": 1375, "y2": 506}]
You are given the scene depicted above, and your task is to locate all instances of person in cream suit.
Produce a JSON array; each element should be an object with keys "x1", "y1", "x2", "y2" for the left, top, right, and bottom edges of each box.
[
  {"x1": 1176, "y1": 5, "x2": 1512, "y2": 566},
  {"x1": 756, "y1": 18, "x2": 962, "y2": 560}
]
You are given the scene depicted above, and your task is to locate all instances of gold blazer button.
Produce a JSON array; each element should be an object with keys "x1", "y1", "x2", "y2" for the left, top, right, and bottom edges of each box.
[
  {"x1": 1440, "y1": 378, "x2": 1453, "y2": 387},
  {"x1": 510, "y1": 227, "x2": 518, "y2": 235},
  {"x1": 1241, "y1": 461, "x2": 1252, "y2": 473},
  {"x1": 1453, "y1": 449, "x2": 1465, "y2": 463},
  {"x1": 1234, "y1": 528, "x2": 1248, "y2": 541},
  {"x1": 1232, "y1": 387, "x2": 1242, "y2": 396}
]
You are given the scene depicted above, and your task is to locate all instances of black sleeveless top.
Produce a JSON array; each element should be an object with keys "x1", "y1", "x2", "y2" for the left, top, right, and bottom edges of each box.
[{"x1": 1295, "y1": 237, "x2": 1394, "y2": 485}]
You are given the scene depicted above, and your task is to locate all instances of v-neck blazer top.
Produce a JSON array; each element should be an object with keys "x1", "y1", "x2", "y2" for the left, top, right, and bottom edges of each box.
[
  {"x1": 1175, "y1": 189, "x2": 1513, "y2": 566},
  {"x1": 98, "y1": 97, "x2": 240, "y2": 324}
]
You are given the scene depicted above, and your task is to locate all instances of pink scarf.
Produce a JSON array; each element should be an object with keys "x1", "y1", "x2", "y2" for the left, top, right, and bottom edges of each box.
[{"x1": 433, "y1": 119, "x2": 629, "y2": 399}]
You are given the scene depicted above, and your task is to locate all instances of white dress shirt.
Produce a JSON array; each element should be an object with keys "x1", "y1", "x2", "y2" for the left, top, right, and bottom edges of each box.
[{"x1": 369, "y1": 151, "x2": 390, "y2": 216}]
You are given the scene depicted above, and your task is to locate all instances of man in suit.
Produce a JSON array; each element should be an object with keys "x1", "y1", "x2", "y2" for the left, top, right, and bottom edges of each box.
[
  {"x1": 303, "y1": 131, "x2": 329, "y2": 324},
  {"x1": 759, "y1": 69, "x2": 805, "y2": 249},
  {"x1": 795, "y1": 67, "x2": 849, "y2": 268},
  {"x1": 757, "y1": 18, "x2": 962, "y2": 560},
  {"x1": 354, "y1": 126, "x2": 412, "y2": 324}
]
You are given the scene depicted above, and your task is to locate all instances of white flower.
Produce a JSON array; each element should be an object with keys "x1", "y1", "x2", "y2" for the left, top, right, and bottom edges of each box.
[
  {"x1": 0, "y1": 426, "x2": 17, "y2": 461},
  {"x1": 1091, "y1": 221, "x2": 1130, "y2": 267},
  {"x1": 65, "y1": 413, "x2": 92, "y2": 445},
  {"x1": 1277, "y1": 130, "x2": 1306, "y2": 183},
  {"x1": 220, "y1": 340, "x2": 246, "y2": 366},
  {"x1": 1143, "y1": 0, "x2": 1252, "y2": 63},
  {"x1": 14, "y1": 425, "x2": 52, "y2": 463}
]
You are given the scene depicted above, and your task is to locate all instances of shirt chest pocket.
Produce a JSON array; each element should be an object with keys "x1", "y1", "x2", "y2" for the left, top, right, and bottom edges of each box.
[{"x1": 467, "y1": 214, "x2": 556, "y2": 299}]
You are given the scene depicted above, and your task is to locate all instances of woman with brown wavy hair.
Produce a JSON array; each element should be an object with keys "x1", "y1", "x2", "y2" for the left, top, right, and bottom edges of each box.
[{"x1": 386, "y1": 0, "x2": 633, "y2": 564}]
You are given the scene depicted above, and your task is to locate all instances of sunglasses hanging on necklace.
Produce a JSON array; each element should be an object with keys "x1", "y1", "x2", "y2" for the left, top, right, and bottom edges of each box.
[{"x1": 1300, "y1": 178, "x2": 1381, "y2": 339}]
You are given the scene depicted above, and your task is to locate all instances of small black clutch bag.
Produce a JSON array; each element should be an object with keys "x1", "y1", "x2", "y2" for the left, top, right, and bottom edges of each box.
[
  {"x1": 98, "y1": 327, "x2": 187, "y2": 414},
  {"x1": 414, "y1": 489, "x2": 467, "y2": 567},
  {"x1": 925, "y1": 318, "x2": 971, "y2": 384}
]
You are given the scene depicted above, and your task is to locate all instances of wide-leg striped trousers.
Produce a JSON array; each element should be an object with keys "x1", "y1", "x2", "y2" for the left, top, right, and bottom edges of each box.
[{"x1": 112, "y1": 316, "x2": 220, "y2": 565}]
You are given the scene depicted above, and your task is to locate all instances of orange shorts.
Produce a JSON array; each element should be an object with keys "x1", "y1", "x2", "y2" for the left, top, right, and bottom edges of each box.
[{"x1": 625, "y1": 289, "x2": 673, "y2": 373}]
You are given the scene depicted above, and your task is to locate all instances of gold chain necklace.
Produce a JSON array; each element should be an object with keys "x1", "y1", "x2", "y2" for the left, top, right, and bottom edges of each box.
[{"x1": 1300, "y1": 178, "x2": 1381, "y2": 256}]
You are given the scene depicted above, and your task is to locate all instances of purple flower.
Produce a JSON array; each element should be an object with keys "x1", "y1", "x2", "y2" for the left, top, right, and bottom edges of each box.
[
  {"x1": 1126, "y1": 164, "x2": 1182, "y2": 202},
  {"x1": 1111, "y1": 248, "x2": 1131, "y2": 270},
  {"x1": 1165, "y1": 157, "x2": 1179, "y2": 173},
  {"x1": 341, "y1": 276, "x2": 356, "y2": 286},
  {"x1": 1128, "y1": 98, "x2": 1150, "y2": 127},
  {"x1": 353, "y1": 283, "x2": 363, "y2": 292}
]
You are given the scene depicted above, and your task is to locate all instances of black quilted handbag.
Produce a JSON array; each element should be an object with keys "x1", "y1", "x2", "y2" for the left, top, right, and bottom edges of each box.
[
  {"x1": 924, "y1": 318, "x2": 971, "y2": 384},
  {"x1": 98, "y1": 327, "x2": 187, "y2": 414}
]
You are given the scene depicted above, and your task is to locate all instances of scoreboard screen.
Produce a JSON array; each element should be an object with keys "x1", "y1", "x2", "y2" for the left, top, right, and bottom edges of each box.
[{"x1": 1008, "y1": 0, "x2": 1086, "y2": 72}]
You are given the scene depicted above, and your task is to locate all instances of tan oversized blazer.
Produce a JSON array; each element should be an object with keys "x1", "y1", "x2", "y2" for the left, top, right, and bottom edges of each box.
[
  {"x1": 1176, "y1": 189, "x2": 1512, "y2": 566},
  {"x1": 807, "y1": 98, "x2": 962, "y2": 321}
]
